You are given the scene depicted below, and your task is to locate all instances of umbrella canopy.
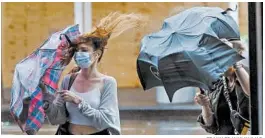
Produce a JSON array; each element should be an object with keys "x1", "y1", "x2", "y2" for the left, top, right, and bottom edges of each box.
[
  {"x1": 137, "y1": 7, "x2": 244, "y2": 102},
  {"x1": 10, "y1": 24, "x2": 80, "y2": 134}
]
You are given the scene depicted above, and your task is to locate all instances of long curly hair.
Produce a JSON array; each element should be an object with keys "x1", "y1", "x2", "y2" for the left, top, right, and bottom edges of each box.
[{"x1": 63, "y1": 12, "x2": 146, "y2": 74}]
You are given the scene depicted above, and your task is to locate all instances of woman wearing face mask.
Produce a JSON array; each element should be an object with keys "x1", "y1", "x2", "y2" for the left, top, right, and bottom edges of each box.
[
  {"x1": 41, "y1": 12, "x2": 145, "y2": 135},
  {"x1": 195, "y1": 39, "x2": 250, "y2": 135}
]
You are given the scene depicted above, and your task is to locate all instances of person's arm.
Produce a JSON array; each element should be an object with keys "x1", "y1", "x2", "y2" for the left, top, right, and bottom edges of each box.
[
  {"x1": 197, "y1": 111, "x2": 218, "y2": 134},
  {"x1": 201, "y1": 104, "x2": 214, "y2": 125},
  {"x1": 234, "y1": 62, "x2": 250, "y2": 96},
  {"x1": 74, "y1": 77, "x2": 120, "y2": 134},
  {"x1": 42, "y1": 76, "x2": 69, "y2": 125},
  {"x1": 195, "y1": 92, "x2": 218, "y2": 134},
  {"x1": 43, "y1": 93, "x2": 67, "y2": 125},
  {"x1": 228, "y1": 40, "x2": 250, "y2": 96}
]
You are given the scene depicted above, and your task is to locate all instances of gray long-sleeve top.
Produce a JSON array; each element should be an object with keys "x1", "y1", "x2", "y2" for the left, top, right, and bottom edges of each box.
[{"x1": 43, "y1": 74, "x2": 121, "y2": 135}]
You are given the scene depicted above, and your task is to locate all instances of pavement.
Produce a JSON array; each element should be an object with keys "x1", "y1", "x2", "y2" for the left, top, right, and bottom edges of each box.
[{"x1": 1, "y1": 119, "x2": 209, "y2": 135}]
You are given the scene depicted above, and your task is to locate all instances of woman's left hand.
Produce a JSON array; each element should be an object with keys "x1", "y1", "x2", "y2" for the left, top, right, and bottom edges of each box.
[
  {"x1": 220, "y1": 39, "x2": 245, "y2": 56},
  {"x1": 57, "y1": 90, "x2": 82, "y2": 105}
]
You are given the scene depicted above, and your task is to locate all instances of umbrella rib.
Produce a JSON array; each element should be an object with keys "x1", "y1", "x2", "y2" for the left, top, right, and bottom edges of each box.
[
  {"x1": 159, "y1": 34, "x2": 174, "y2": 55},
  {"x1": 178, "y1": 15, "x2": 235, "y2": 37},
  {"x1": 177, "y1": 14, "x2": 211, "y2": 33}
]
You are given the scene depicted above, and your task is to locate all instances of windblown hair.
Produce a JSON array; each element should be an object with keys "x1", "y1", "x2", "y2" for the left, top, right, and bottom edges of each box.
[
  {"x1": 63, "y1": 12, "x2": 146, "y2": 74},
  {"x1": 84, "y1": 12, "x2": 146, "y2": 40}
]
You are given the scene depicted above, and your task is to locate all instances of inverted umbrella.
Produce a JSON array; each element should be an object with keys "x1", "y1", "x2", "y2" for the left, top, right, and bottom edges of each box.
[
  {"x1": 10, "y1": 24, "x2": 80, "y2": 134},
  {"x1": 137, "y1": 7, "x2": 244, "y2": 102}
]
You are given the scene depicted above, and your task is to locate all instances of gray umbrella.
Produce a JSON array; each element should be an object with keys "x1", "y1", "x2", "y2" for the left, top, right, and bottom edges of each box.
[{"x1": 137, "y1": 7, "x2": 244, "y2": 102}]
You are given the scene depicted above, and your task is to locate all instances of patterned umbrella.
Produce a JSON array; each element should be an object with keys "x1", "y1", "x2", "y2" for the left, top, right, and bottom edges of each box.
[{"x1": 10, "y1": 24, "x2": 80, "y2": 134}]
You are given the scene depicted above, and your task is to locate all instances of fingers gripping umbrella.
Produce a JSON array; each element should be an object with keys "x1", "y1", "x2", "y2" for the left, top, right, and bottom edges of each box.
[{"x1": 137, "y1": 7, "x2": 244, "y2": 102}]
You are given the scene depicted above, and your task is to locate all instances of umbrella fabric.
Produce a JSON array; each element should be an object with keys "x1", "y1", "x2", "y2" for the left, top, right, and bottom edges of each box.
[
  {"x1": 137, "y1": 7, "x2": 244, "y2": 102},
  {"x1": 10, "y1": 24, "x2": 80, "y2": 134},
  {"x1": 140, "y1": 7, "x2": 240, "y2": 56},
  {"x1": 137, "y1": 52, "x2": 162, "y2": 90}
]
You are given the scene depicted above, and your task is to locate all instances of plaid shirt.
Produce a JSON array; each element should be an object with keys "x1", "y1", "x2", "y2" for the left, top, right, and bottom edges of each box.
[{"x1": 10, "y1": 24, "x2": 80, "y2": 134}]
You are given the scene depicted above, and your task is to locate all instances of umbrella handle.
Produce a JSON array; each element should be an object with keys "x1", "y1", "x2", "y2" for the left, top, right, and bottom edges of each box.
[{"x1": 199, "y1": 88, "x2": 205, "y2": 95}]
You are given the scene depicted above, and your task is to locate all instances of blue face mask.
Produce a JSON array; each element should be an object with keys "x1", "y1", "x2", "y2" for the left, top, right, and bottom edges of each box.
[{"x1": 74, "y1": 52, "x2": 93, "y2": 68}]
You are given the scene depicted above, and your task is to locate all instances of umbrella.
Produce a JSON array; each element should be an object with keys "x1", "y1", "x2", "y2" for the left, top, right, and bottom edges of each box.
[
  {"x1": 10, "y1": 24, "x2": 80, "y2": 134},
  {"x1": 137, "y1": 7, "x2": 244, "y2": 102}
]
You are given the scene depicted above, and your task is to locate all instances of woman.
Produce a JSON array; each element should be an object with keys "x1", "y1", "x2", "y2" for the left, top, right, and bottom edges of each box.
[
  {"x1": 41, "y1": 12, "x2": 145, "y2": 135},
  {"x1": 194, "y1": 40, "x2": 250, "y2": 135}
]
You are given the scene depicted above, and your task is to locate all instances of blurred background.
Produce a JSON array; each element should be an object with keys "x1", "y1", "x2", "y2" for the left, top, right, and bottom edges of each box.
[{"x1": 1, "y1": 2, "x2": 249, "y2": 135}]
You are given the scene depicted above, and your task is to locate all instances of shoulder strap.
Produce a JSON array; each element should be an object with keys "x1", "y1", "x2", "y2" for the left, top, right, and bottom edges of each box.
[
  {"x1": 222, "y1": 76, "x2": 234, "y2": 112},
  {"x1": 68, "y1": 73, "x2": 78, "y2": 90},
  {"x1": 64, "y1": 73, "x2": 78, "y2": 118},
  {"x1": 222, "y1": 76, "x2": 240, "y2": 135}
]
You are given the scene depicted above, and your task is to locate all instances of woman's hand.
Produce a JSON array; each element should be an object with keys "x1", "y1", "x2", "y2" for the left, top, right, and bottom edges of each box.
[
  {"x1": 230, "y1": 40, "x2": 245, "y2": 55},
  {"x1": 57, "y1": 90, "x2": 82, "y2": 105},
  {"x1": 195, "y1": 92, "x2": 214, "y2": 125},
  {"x1": 194, "y1": 93, "x2": 210, "y2": 107},
  {"x1": 220, "y1": 39, "x2": 245, "y2": 56},
  {"x1": 39, "y1": 82, "x2": 47, "y2": 93},
  {"x1": 39, "y1": 82, "x2": 56, "y2": 102}
]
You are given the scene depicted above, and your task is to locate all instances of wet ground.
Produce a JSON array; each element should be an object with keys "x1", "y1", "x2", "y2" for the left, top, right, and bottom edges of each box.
[{"x1": 1, "y1": 119, "x2": 209, "y2": 135}]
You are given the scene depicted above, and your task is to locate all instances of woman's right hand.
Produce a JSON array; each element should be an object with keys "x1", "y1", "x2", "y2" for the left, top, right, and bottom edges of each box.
[
  {"x1": 39, "y1": 82, "x2": 57, "y2": 104},
  {"x1": 194, "y1": 93, "x2": 210, "y2": 107},
  {"x1": 220, "y1": 38, "x2": 245, "y2": 55},
  {"x1": 39, "y1": 82, "x2": 47, "y2": 94}
]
